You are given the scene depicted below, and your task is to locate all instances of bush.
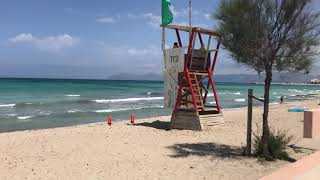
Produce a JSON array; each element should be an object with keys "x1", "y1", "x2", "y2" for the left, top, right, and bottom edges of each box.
[{"x1": 253, "y1": 130, "x2": 295, "y2": 162}]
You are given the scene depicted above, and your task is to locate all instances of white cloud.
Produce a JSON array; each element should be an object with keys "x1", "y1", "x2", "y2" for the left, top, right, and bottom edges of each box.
[
  {"x1": 170, "y1": 8, "x2": 214, "y2": 28},
  {"x1": 99, "y1": 43, "x2": 162, "y2": 73},
  {"x1": 9, "y1": 33, "x2": 79, "y2": 52},
  {"x1": 96, "y1": 17, "x2": 118, "y2": 23},
  {"x1": 103, "y1": 45, "x2": 161, "y2": 57},
  {"x1": 143, "y1": 13, "x2": 161, "y2": 28},
  {"x1": 127, "y1": 14, "x2": 138, "y2": 19},
  {"x1": 204, "y1": 13, "x2": 211, "y2": 20},
  {"x1": 10, "y1": 33, "x2": 34, "y2": 42},
  {"x1": 128, "y1": 13, "x2": 161, "y2": 28},
  {"x1": 127, "y1": 47, "x2": 160, "y2": 56},
  {"x1": 172, "y1": 8, "x2": 188, "y2": 19},
  {"x1": 127, "y1": 8, "x2": 213, "y2": 29}
]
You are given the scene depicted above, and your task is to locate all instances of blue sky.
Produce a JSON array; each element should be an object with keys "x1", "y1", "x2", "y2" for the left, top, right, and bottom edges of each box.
[{"x1": 0, "y1": 0, "x2": 319, "y2": 79}]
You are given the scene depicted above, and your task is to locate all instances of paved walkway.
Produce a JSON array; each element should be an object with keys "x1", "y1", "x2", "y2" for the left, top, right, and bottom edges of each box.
[{"x1": 260, "y1": 137, "x2": 320, "y2": 180}]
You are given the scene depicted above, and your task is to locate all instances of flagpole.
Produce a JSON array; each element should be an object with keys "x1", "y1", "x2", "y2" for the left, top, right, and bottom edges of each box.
[
  {"x1": 162, "y1": 0, "x2": 165, "y2": 51},
  {"x1": 189, "y1": 0, "x2": 192, "y2": 27},
  {"x1": 162, "y1": 27, "x2": 165, "y2": 51},
  {"x1": 188, "y1": 0, "x2": 192, "y2": 41}
]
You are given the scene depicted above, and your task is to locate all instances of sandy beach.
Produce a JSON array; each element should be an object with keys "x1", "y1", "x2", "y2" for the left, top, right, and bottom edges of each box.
[{"x1": 0, "y1": 100, "x2": 320, "y2": 180}]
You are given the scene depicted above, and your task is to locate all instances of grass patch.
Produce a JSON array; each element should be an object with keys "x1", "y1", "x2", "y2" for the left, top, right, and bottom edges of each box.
[{"x1": 253, "y1": 130, "x2": 296, "y2": 162}]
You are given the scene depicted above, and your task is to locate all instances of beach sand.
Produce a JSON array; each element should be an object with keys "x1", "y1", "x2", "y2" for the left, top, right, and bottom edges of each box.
[{"x1": 0, "y1": 100, "x2": 319, "y2": 180}]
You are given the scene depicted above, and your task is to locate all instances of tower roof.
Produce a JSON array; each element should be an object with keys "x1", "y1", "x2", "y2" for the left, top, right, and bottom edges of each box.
[{"x1": 160, "y1": 24, "x2": 221, "y2": 37}]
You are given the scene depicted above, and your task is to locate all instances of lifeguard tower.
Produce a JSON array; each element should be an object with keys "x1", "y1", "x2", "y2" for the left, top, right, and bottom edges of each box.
[{"x1": 161, "y1": 24, "x2": 224, "y2": 130}]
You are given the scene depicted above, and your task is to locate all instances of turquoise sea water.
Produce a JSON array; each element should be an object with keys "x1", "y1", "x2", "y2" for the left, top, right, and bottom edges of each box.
[{"x1": 0, "y1": 78, "x2": 319, "y2": 133}]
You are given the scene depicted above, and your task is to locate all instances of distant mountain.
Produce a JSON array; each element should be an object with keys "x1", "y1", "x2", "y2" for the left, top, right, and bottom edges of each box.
[
  {"x1": 0, "y1": 64, "x2": 113, "y2": 80},
  {"x1": 2, "y1": 63, "x2": 318, "y2": 82},
  {"x1": 108, "y1": 72, "x2": 320, "y2": 83},
  {"x1": 214, "y1": 74, "x2": 260, "y2": 83},
  {"x1": 214, "y1": 73, "x2": 320, "y2": 83},
  {"x1": 107, "y1": 73, "x2": 163, "y2": 81}
]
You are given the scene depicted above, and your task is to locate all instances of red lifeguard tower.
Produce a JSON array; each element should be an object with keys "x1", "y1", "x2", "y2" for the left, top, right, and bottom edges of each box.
[{"x1": 161, "y1": 24, "x2": 223, "y2": 130}]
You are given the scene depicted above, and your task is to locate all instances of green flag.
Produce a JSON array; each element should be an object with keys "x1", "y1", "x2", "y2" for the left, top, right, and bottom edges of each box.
[{"x1": 162, "y1": 0, "x2": 173, "y2": 25}]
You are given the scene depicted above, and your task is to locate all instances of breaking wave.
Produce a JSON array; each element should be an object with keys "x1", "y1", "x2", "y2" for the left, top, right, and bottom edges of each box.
[
  {"x1": 0, "y1": 104, "x2": 16, "y2": 108},
  {"x1": 17, "y1": 116, "x2": 34, "y2": 120},
  {"x1": 92, "y1": 97, "x2": 164, "y2": 103},
  {"x1": 65, "y1": 94, "x2": 81, "y2": 97},
  {"x1": 234, "y1": 99, "x2": 246, "y2": 102}
]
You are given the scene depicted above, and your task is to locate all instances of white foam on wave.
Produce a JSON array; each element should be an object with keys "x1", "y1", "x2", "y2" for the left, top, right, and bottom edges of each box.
[
  {"x1": 95, "y1": 107, "x2": 143, "y2": 113},
  {"x1": 207, "y1": 93, "x2": 214, "y2": 97},
  {"x1": 95, "y1": 105, "x2": 164, "y2": 113},
  {"x1": 0, "y1": 104, "x2": 16, "y2": 108},
  {"x1": 17, "y1": 116, "x2": 34, "y2": 120},
  {"x1": 92, "y1": 97, "x2": 164, "y2": 103},
  {"x1": 234, "y1": 98, "x2": 246, "y2": 102},
  {"x1": 287, "y1": 88, "x2": 318, "y2": 97},
  {"x1": 217, "y1": 91, "x2": 241, "y2": 95},
  {"x1": 6, "y1": 114, "x2": 18, "y2": 117},
  {"x1": 67, "y1": 105, "x2": 164, "y2": 114},
  {"x1": 288, "y1": 89, "x2": 304, "y2": 93},
  {"x1": 308, "y1": 90, "x2": 320, "y2": 94},
  {"x1": 95, "y1": 109, "x2": 131, "y2": 113},
  {"x1": 38, "y1": 111, "x2": 52, "y2": 116},
  {"x1": 306, "y1": 97, "x2": 316, "y2": 100},
  {"x1": 208, "y1": 102, "x2": 216, "y2": 104},
  {"x1": 217, "y1": 92, "x2": 226, "y2": 95},
  {"x1": 67, "y1": 109, "x2": 82, "y2": 113},
  {"x1": 66, "y1": 94, "x2": 81, "y2": 97},
  {"x1": 154, "y1": 105, "x2": 164, "y2": 108}
]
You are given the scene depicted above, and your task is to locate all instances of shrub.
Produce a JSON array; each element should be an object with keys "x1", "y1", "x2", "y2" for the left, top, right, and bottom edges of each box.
[{"x1": 253, "y1": 130, "x2": 295, "y2": 162}]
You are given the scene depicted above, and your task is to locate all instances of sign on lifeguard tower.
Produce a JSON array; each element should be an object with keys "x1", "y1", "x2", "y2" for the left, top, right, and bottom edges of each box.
[{"x1": 163, "y1": 48, "x2": 184, "y2": 107}]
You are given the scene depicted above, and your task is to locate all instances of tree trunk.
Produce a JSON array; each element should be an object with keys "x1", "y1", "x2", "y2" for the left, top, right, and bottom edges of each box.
[{"x1": 261, "y1": 70, "x2": 272, "y2": 158}]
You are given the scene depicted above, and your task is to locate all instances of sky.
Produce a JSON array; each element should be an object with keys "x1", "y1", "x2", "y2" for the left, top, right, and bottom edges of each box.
[{"x1": 0, "y1": 0, "x2": 320, "y2": 79}]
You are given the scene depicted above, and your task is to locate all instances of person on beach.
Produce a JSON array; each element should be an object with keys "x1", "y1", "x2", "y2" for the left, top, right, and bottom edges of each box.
[
  {"x1": 280, "y1": 96, "x2": 284, "y2": 104},
  {"x1": 173, "y1": 42, "x2": 179, "y2": 48}
]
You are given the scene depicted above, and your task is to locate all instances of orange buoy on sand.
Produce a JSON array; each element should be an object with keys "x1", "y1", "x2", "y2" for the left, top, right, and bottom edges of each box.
[
  {"x1": 130, "y1": 113, "x2": 135, "y2": 124},
  {"x1": 108, "y1": 114, "x2": 112, "y2": 126}
]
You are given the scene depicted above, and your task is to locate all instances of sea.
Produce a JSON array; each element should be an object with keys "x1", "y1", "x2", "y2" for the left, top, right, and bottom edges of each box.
[{"x1": 0, "y1": 78, "x2": 319, "y2": 133}]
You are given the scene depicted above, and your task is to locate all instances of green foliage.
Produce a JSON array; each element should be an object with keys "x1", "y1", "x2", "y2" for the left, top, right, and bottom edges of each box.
[
  {"x1": 215, "y1": 0, "x2": 320, "y2": 158},
  {"x1": 215, "y1": 0, "x2": 320, "y2": 74},
  {"x1": 253, "y1": 130, "x2": 295, "y2": 162}
]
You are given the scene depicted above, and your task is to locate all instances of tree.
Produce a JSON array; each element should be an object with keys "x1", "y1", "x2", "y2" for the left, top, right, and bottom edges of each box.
[{"x1": 215, "y1": 0, "x2": 320, "y2": 159}]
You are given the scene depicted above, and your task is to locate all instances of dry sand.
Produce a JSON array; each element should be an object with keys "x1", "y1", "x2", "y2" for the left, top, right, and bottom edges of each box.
[{"x1": 0, "y1": 100, "x2": 320, "y2": 180}]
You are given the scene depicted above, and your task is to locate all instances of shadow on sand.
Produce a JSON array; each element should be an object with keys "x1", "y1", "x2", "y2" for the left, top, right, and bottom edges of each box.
[
  {"x1": 289, "y1": 144, "x2": 316, "y2": 153},
  {"x1": 167, "y1": 142, "x2": 243, "y2": 159},
  {"x1": 134, "y1": 120, "x2": 170, "y2": 130}
]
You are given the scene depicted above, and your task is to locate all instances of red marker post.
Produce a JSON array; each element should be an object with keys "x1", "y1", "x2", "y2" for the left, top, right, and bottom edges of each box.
[
  {"x1": 108, "y1": 114, "x2": 112, "y2": 126},
  {"x1": 130, "y1": 113, "x2": 135, "y2": 124}
]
